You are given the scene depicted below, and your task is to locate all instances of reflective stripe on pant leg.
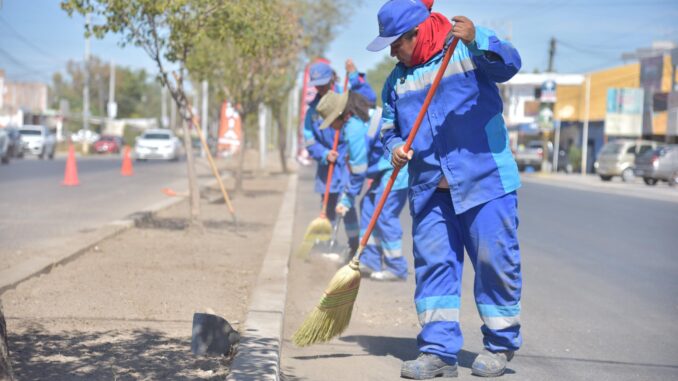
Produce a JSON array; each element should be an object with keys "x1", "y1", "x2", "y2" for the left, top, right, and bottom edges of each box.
[
  {"x1": 380, "y1": 189, "x2": 408, "y2": 278},
  {"x1": 359, "y1": 193, "x2": 381, "y2": 272},
  {"x1": 461, "y1": 191, "x2": 522, "y2": 352},
  {"x1": 414, "y1": 191, "x2": 465, "y2": 365}
]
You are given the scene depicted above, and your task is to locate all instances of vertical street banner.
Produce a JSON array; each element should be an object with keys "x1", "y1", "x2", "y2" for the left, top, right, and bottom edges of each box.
[
  {"x1": 218, "y1": 101, "x2": 242, "y2": 157},
  {"x1": 605, "y1": 88, "x2": 644, "y2": 137}
]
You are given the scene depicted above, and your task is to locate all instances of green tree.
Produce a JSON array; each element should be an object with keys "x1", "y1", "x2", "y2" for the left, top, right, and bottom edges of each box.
[
  {"x1": 50, "y1": 56, "x2": 162, "y2": 133},
  {"x1": 295, "y1": 0, "x2": 361, "y2": 59},
  {"x1": 366, "y1": 56, "x2": 398, "y2": 107},
  {"x1": 186, "y1": 0, "x2": 303, "y2": 187},
  {"x1": 61, "y1": 0, "x2": 274, "y2": 221}
]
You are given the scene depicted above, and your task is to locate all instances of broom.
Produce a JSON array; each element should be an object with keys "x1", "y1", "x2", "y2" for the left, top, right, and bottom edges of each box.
[
  {"x1": 293, "y1": 37, "x2": 460, "y2": 346},
  {"x1": 297, "y1": 128, "x2": 341, "y2": 257},
  {"x1": 297, "y1": 73, "x2": 351, "y2": 257},
  {"x1": 171, "y1": 72, "x2": 238, "y2": 229}
]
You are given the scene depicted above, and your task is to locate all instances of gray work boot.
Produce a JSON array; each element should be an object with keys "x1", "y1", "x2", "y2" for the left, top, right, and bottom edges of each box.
[
  {"x1": 370, "y1": 270, "x2": 406, "y2": 282},
  {"x1": 471, "y1": 349, "x2": 514, "y2": 377},
  {"x1": 401, "y1": 353, "x2": 458, "y2": 379}
]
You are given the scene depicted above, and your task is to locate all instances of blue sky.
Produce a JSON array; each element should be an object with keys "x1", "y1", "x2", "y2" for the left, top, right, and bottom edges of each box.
[{"x1": 1, "y1": 0, "x2": 677, "y2": 85}]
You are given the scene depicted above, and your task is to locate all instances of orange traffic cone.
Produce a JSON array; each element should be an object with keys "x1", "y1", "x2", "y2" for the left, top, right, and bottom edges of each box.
[
  {"x1": 62, "y1": 144, "x2": 79, "y2": 186},
  {"x1": 121, "y1": 146, "x2": 133, "y2": 176}
]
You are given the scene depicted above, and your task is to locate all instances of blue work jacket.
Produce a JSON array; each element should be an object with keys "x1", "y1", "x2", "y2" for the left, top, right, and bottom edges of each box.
[{"x1": 381, "y1": 26, "x2": 522, "y2": 216}]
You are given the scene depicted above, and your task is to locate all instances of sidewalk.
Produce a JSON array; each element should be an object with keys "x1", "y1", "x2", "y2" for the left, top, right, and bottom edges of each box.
[
  {"x1": 2, "y1": 151, "x2": 295, "y2": 380},
  {"x1": 521, "y1": 172, "x2": 678, "y2": 204}
]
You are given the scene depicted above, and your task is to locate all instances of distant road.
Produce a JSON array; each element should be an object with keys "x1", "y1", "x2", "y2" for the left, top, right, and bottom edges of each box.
[{"x1": 0, "y1": 156, "x2": 189, "y2": 270}]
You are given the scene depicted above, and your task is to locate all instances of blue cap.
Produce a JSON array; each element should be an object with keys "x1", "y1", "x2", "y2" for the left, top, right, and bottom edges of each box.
[
  {"x1": 366, "y1": 0, "x2": 430, "y2": 52},
  {"x1": 353, "y1": 74, "x2": 377, "y2": 105},
  {"x1": 308, "y1": 62, "x2": 334, "y2": 87}
]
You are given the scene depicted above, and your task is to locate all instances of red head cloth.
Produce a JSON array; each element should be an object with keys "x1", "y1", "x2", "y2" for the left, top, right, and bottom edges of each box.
[
  {"x1": 409, "y1": 12, "x2": 452, "y2": 66},
  {"x1": 421, "y1": 0, "x2": 434, "y2": 11}
]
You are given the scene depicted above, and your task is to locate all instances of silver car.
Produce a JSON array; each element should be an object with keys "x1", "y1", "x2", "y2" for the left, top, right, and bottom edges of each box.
[
  {"x1": 18, "y1": 125, "x2": 56, "y2": 159},
  {"x1": 634, "y1": 145, "x2": 678, "y2": 186},
  {"x1": 595, "y1": 139, "x2": 657, "y2": 182}
]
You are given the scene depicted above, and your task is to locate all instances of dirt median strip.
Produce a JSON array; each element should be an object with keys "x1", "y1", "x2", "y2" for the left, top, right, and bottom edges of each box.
[{"x1": 3, "y1": 170, "x2": 291, "y2": 380}]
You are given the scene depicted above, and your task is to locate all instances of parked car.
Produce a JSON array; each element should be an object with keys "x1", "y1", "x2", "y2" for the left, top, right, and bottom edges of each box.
[
  {"x1": 0, "y1": 129, "x2": 9, "y2": 164},
  {"x1": 93, "y1": 135, "x2": 123, "y2": 154},
  {"x1": 5, "y1": 127, "x2": 24, "y2": 159},
  {"x1": 634, "y1": 145, "x2": 678, "y2": 186},
  {"x1": 134, "y1": 129, "x2": 182, "y2": 161},
  {"x1": 515, "y1": 140, "x2": 549, "y2": 171},
  {"x1": 594, "y1": 139, "x2": 657, "y2": 182},
  {"x1": 514, "y1": 140, "x2": 572, "y2": 173},
  {"x1": 18, "y1": 125, "x2": 56, "y2": 159}
]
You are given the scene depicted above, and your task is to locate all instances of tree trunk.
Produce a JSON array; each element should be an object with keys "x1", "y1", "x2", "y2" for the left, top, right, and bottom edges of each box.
[
  {"x1": 275, "y1": 112, "x2": 288, "y2": 174},
  {"x1": 0, "y1": 303, "x2": 15, "y2": 381},
  {"x1": 181, "y1": 119, "x2": 201, "y2": 221}
]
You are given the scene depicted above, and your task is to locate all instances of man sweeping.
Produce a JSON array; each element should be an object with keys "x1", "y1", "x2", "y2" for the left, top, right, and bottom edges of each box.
[
  {"x1": 303, "y1": 62, "x2": 359, "y2": 256},
  {"x1": 367, "y1": 0, "x2": 523, "y2": 378}
]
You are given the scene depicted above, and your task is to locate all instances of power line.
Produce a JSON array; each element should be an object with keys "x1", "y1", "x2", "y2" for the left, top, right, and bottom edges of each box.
[
  {"x1": 0, "y1": 15, "x2": 65, "y2": 62},
  {"x1": 0, "y1": 47, "x2": 59, "y2": 81}
]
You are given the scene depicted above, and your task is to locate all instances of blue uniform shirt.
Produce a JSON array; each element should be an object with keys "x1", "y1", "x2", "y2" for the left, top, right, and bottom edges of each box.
[
  {"x1": 304, "y1": 95, "x2": 349, "y2": 194},
  {"x1": 381, "y1": 26, "x2": 522, "y2": 216},
  {"x1": 340, "y1": 109, "x2": 408, "y2": 209}
]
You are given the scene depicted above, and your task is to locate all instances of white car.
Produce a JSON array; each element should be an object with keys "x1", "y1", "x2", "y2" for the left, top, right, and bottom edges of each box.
[
  {"x1": 134, "y1": 129, "x2": 182, "y2": 161},
  {"x1": 18, "y1": 125, "x2": 56, "y2": 159}
]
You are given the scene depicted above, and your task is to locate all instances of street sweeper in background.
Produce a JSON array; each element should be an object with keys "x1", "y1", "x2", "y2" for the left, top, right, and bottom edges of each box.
[
  {"x1": 330, "y1": 59, "x2": 411, "y2": 282},
  {"x1": 302, "y1": 62, "x2": 360, "y2": 256}
]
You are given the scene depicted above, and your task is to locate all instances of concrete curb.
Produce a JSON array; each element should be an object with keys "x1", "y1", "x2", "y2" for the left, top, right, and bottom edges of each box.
[{"x1": 227, "y1": 174, "x2": 297, "y2": 381}]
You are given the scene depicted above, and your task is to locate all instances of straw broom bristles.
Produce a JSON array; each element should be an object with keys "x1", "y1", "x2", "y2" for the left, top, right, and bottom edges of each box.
[
  {"x1": 296, "y1": 215, "x2": 332, "y2": 257},
  {"x1": 292, "y1": 256, "x2": 361, "y2": 346}
]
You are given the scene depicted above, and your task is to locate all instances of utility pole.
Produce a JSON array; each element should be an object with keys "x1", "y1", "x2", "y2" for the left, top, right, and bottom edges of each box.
[
  {"x1": 581, "y1": 74, "x2": 591, "y2": 175},
  {"x1": 82, "y1": 13, "x2": 91, "y2": 153},
  {"x1": 170, "y1": 94, "x2": 177, "y2": 130},
  {"x1": 287, "y1": 87, "x2": 296, "y2": 159},
  {"x1": 553, "y1": 119, "x2": 561, "y2": 173},
  {"x1": 547, "y1": 37, "x2": 556, "y2": 73},
  {"x1": 201, "y1": 80, "x2": 208, "y2": 158},
  {"x1": 161, "y1": 86, "x2": 168, "y2": 129},
  {"x1": 258, "y1": 103, "x2": 267, "y2": 170},
  {"x1": 107, "y1": 60, "x2": 116, "y2": 133}
]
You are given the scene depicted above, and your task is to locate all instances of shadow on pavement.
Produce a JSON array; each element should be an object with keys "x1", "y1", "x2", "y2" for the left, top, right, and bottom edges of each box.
[
  {"x1": 340, "y1": 335, "x2": 479, "y2": 369},
  {"x1": 9, "y1": 323, "x2": 230, "y2": 380}
]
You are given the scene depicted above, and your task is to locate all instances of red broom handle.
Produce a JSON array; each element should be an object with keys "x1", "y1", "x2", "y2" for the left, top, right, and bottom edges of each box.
[
  {"x1": 358, "y1": 38, "x2": 459, "y2": 249},
  {"x1": 320, "y1": 128, "x2": 341, "y2": 217},
  {"x1": 320, "y1": 72, "x2": 351, "y2": 217}
]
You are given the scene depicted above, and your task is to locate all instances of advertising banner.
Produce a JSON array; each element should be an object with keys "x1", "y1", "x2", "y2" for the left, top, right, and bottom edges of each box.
[
  {"x1": 217, "y1": 102, "x2": 242, "y2": 157},
  {"x1": 605, "y1": 88, "x2": 644, "y2": 136}
]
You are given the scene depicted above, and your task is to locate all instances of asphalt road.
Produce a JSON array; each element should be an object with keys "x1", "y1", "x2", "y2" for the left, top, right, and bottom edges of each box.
[
  {"x1": 0, "y1": 155, "x2": 190, "y2": 271},
  {"x1": 283, "y1": 167, "x2": 678, "y2": 380}
]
